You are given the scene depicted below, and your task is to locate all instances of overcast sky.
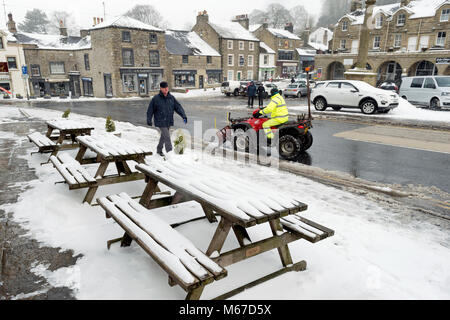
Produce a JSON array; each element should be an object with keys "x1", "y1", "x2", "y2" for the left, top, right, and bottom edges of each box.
[{"x1": 4, "y1": 0, "x2": 325, "y2": 31}]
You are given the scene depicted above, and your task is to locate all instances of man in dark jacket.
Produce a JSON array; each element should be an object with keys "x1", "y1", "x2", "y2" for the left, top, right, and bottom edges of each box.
[
  {"x1": 147, "y1": 81, "x2": 187, "y2": 157},
  {"x1": 247, "y1": 81, "x2": 257, "y2": 108},
  {"x1": 257, "y1": 83, "x2": 266, "y2": 107}
]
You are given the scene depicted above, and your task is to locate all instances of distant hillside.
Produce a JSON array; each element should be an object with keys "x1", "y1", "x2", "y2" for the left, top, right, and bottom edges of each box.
[{"x1": 317, "y1": 0, "x2": 399, "y2": 28}]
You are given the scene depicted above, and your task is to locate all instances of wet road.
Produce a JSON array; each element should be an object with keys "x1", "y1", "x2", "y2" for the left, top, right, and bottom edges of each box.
[{"x1": 29, "y1": 96, "x2": 450, "y2": 193}]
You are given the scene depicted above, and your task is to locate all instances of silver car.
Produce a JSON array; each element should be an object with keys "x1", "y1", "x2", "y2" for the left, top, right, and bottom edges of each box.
[{"x1": 283, "y1": 82, "x2": 308, "y2": 98}]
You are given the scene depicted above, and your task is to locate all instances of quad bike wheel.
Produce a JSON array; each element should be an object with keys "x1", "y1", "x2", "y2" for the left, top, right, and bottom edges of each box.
[
  {"x1": 278, "y1": 134, "x2": 302, "y2": 160},
  {"x1": 299, "y1": 131, "x2": 313, "y2": 152}
]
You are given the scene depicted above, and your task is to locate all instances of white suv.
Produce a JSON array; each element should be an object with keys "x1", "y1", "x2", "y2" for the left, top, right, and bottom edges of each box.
[{"x1": 311, "y1": 80, "x2": 399, "y2": 114}]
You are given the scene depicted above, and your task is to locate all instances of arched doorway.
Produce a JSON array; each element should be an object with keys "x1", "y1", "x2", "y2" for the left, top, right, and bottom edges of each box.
[
  {"x1": 327, "y1": 62, "x2": 346, "y2": 80},
  {"x1": 377, "y1": 61, "x2": 402, "y2": 86},
  {"x1": 408, "y1": 60, "x2": 438, "y2": 76}
]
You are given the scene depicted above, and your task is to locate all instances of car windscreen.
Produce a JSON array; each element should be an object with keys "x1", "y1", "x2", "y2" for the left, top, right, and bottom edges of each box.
[
  {"x1": 435, "y1": 77, "x2": 450, "y2": 87},
  {"x1": 221, "y1": 82, "x2": 229, "y2": 87},
  {"x1": 287, "y1": 85, "x2": 298, "y2": 88}
]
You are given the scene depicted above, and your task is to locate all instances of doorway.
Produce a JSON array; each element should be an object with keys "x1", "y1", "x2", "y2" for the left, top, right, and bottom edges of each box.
[
  {"x1": 139, "y1": 77, "x2": 148, "y2": 96},
  {"x1": 104, "y1": 74, "x2": 113, "y2": 97}
]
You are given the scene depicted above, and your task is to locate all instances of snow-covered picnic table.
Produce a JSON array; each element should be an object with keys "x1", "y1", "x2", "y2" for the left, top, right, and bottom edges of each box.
[
  {"x1": 46, "y1": 119, "x2": 95, "y2": 145},
  {"x1": 50, "y1": 134, "x2": 153, "y2": 204},
  {"x1": 96, "y1": 157, "x2": 335, "y2": 299}
]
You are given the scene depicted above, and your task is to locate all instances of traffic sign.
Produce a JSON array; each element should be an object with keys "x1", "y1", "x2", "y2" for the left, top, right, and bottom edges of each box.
[{"x1": 22, "y1": 65, "x2": 28, "y2": 75}]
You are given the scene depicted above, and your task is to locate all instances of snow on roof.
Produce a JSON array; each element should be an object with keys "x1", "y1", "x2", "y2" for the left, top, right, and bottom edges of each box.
[
  {"x1": 12, "y1": 32, "x2": 91, "y2": 50},
  {"x1": 249, "y1": 24, "x2": 261, "y2": 32},
  {"x1": 259, "y1": 42, "x2": 275, "y2": 54},
  {"x1": 90, "y1": 15, "x2": 162, "y2": 32},
  {"x1": 210, "y1": 21, "x2": 259, "y2": 41},
  {"x1": 165, "y1": 30, "x2": 220, "y2": 56},
  {"x1": 308, "y1": 42, "x2": 328, "y2": 51},
  {"x1": 296, "y1": 48, "x2": 315, "y2": 56},
  {"x1": 267, "y1": 28, "x2": 301, "y2": 40}
]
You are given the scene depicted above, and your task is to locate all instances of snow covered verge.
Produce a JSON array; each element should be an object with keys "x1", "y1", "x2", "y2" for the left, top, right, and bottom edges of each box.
[
  {"x1": 289, "y1": 98, "x2": 450, "y2": 126},
  {"x1": 0, "y1": 106, "x2": 449, "y2": 300}
]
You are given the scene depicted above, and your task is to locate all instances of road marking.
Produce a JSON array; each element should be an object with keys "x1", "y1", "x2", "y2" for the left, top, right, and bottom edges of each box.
[{"x1": 334, "y1": 126, "x2": 450, "y2": 154}]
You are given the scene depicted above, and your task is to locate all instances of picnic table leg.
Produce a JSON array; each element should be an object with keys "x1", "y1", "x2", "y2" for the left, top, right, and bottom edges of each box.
[
  {"x1": 206, "y1": 218, "x2": 232, "y2": 257},
  {"x1": 94, "y1": 161, "x2": 109, "y2": 178},
  {"x1": 75, "y1": 145, "x2": 87, "y2": 163},
  {"x1": 186, "y1": 285, "x2": 205, "y2": 300},
  {"x1": 200, "y1": 203, "x2": 218, "y2": 223},
  {"x1": 46, "y1": 127, "x2": 53, "y2": 138},
  {"x1": 120, "y1": 233, "x2": 133, "y2": 247},
  {"x1": 139, "y1": 178, "x2": 159, "y2": 208},
  {"x1": 83, "y1": 186, "x2": 98, "y2": 204},
  {"x1": 269, "y1": 219, "x2": 293, "y2": 267},
  {"x1": 232, "y1": 225, "x2": 252, "y2": 247},
  {"x1": 56, "y1": 132, "x2": 65, "y2": 145}
]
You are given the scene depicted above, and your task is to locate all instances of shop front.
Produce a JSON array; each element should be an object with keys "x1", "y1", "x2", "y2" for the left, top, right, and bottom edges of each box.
[
  {"x1": 278, "y1": 62, "x2": 299, "y2": 78},
  {"x1": 206, "y1": 70, "x2": 222, "y2": 86},
  {"x1": 120, "y1": 68, "x2": 164, "y2": 96},
  {"x1": 0, "y1": 73, "x2": 11, "y2": 95},
  {"x1": 259, "y1": 67, "x2": 275, "y2": 81},
  {"x1": 48, "y1": 79, "x2": 70, "y2": 96},
  {"x1": 173, "y1": 70, "x2": 196, "y2": 88}
]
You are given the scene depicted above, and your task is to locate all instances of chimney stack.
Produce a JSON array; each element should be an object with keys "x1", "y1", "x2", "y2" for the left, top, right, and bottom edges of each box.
[
  {"x1": 80, "y1": 29, "x2": 89, "y2": 38},
  {"x1": 232, "y1": 14, "x2": 249, "y2": 30},
  {"x1": 59, "y1": 19, "x2": 68, "y2": 37},
  {"x1": 196, "y1": 10, "x2": 209, "y2": 25},
  {"x1": 400, "y1": 0, "x2": 411, "y2": 7},
  {"x1": 284, "y1": 22, "x2": 294, "y2": 33},
  {"x1": 262, "y1": 18, "x2": 269, "y2": 29},
  {"x1": 350, "y1": 0, "x2": 362, "y2": 12},
  {"x1": 7, "y1": 13, "x2": 17, "y2": 33}
]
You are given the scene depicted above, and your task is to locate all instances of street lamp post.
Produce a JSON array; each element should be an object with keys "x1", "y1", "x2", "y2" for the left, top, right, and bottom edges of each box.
[{"x1": 345, "y1": 0, "x2": 378, "y2": 86}]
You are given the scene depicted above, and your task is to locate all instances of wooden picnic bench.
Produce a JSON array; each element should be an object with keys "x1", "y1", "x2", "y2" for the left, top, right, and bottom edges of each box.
[
  {"x1": 50, "y1": 134, "x2": 152, "y2": 204},
  {"x1": 97, "y1": 157, "x2": 335, "y2": 300},
  {"x1": 97, "y1": 193, "x2": 228, "y2": 300}
]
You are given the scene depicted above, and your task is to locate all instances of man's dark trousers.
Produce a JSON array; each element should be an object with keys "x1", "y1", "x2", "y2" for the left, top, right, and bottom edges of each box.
[{"x1": 157, "y1": 127, "x2": 172, "y2": 154}]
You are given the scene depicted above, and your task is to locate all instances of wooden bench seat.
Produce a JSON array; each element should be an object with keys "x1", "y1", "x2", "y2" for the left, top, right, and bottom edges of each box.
[
  {"x1": 97, "y1": 193, "x2": 228, "y2": 300},
  {"x1": 50, "y1": 154, "x2": 97, "y2": 189},
  {"x1": 280, "y1": 214, "x2": 335, "y2": 243},
  {"x1": 28, "y1": 132, "x2": 57, "y2": 153}
]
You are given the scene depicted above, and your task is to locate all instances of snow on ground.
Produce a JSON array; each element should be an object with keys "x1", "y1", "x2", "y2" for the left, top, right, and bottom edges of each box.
[
  {"x1": 290, "y1": 98, "x2": 450, "y2": 124},
  {"x1": 0, "y1": 105, "x2": 449, "y2": 300}
]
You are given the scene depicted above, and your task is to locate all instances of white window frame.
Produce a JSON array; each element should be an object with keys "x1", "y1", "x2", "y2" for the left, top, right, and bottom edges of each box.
[
  {"x1": 376, "y1": 15, "x2": 383, "y2": 29},
  {"x1": 239, "y1": 54, "x2": 245, "y2": 66},
  {"x1": 373, "y1": 36, "x2": 381, "y2": 49},
  {"x1": 441, "y1": 9, "x2": 450, "y2": 22},
  {"x1": 419, "y1": 35, "x2": 429, "y2": 50},
  {"x1": 228, "y1": 54, "x2": 234, "y2": 67},
  {"x1": 394, "y1": 34, "x2": 402, "y2": 48},
  {"x1": 397, "y1": 13, "x2": 406, "y2": 26},
  {"x1": 248, "y1": 55, "x2": 254, "y2": 67},
  {"x1": 342, "y1": 21, "x2": 348, "y2": 31},
  {"x1": 247, "y1": 70, "x2": 253, "y2": 80},
  {"x1": 249, "y1": 42, "x2": 254, "y2": 51},
  {"x1": 263, "y1": 54, "x2": 269, "y2": 65},
  {"x1": 228, "y1": 40, "x2": 233, "y2": 50},
  {"x1": 436, "y1": 31, "x2": 447, "y2": 47},
  {"x1": 227, "y1": 70, "x2": 234, "y2": 81},
  {"x1": 239, "y1": 41, "x2": 244, "y2": 50},
  {"x1": 340, "y1": 39, "x2": 347, "y2": 49}
]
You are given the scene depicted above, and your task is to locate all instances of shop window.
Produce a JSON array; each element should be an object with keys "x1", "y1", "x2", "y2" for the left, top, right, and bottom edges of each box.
[
  {"x1": 149, "y1": 33, "x2": 157, "y2": 44},
  {"x1": 122, "y1": 31, "x2": 131, "y2": 42},
  {"x1": 7, "y1": 57, "x2": 17, "y2": 69},
  {"x1": 122, "y1": 49, "x2": 134, "y2": 66},
  {"x1": 149, "y1": 74, "x2": 161, "y2": 90},
  {"x1": 31, "y1": 65, "x2": 41, "y2": 77},
  {"x1": 174, "y1": 73, "x2": 195, "y2": 87},
  {"x1": 207, "y1": 72, "x2": 221, "y2": 84},
  {"x1": 122, "y1": 74, "x2": 137, "y2": 92},
  {"x1": 49, "y1": 62, "x2": 65, "y2": 74},
  {"x1": 49, "y1": 82, "x2": 69, "y2": 96},
  {"x1": 149, "y1": 50, "x2": 160, "y2": 67}
]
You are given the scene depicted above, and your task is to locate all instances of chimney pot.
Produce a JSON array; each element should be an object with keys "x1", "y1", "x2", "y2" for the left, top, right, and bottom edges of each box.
[
  {"x1": 7, "y1": 12, "x2": 17, "y2": 33},
  {"x1": 93, "y1": 17, "x2": 96, "y2": 26}
]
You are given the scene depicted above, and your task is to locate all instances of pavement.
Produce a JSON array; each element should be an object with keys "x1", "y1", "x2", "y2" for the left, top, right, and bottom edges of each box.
[{"x1": 0, "y1": 115, "x2": 79, "y2": 300}]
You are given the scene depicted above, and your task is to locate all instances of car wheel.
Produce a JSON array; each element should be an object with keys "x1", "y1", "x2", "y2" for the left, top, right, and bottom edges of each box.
[
  {"x1": 298, "y1": 131, "x2": 313, "y2": 151},
  {"x1": 279, "y1": 134, "x2": 302, "y2": 160},
  {"x1": 430, "y1": 98, "x2": 441, "y2": 110},
  {"x1": 233, "y1": 129, "x2": 249, "y2": 153},
  {"x1": 233, "y1": 89, "x2": 239, "y2": 96},
  {"x1": 332, "y1": 106, "x2": 342, "y2": 111},
  {"x1": 297, "y1": 92, "x2": 302, "y2": 98},
  {"x1": 314, "y1": 97, "x2": 328, "y2": 111},
  {"x1": 360, "y1": 99, "x2": 377, "y2": 114},
  {"x1": 226, "y1": 93, "x2": 231, "y2": 97}
]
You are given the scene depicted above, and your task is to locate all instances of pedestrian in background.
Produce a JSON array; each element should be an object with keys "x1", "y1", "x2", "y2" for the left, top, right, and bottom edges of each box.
[
  {"x1": 257, "y1": 83, "x2": 266, "y2": 108},
  {"x1": 147, "y1": 81, "x2": 187, "y2": 157},
  {"x1": 247, "y1": 81, "x2": 256, "y2": 109}
]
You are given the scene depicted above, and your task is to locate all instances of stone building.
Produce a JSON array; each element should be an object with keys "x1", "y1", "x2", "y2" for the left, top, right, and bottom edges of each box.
[
  {"x1": 192, "y1": 12, "x2": 260, "y2": 81},
  {"x1": 252, "y1": 23, "x2": 303, "y2": 78},
  {"x1": 316, "y1": 0, "x2": 450, "y2": 86},
  {"x1": 165, "y1": 30, "x2": 222, "y2": 89},
  {"x1": 1, "y1": 15, "x2": 30, "y2": 98}
]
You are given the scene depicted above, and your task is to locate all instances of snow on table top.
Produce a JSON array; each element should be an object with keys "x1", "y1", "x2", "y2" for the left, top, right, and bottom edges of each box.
[
  {"x1": 77, "y1": 134, "x2": 152, "y2": 158},
  {"x1": 46, "y1": 120, "x2": 95, "y2": 131},
  {"x1": 136, "y1": 157, "x2": 306, "y2": 223}
]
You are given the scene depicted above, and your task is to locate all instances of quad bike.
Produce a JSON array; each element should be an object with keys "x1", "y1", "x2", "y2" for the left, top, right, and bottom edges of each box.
[{"x1": 217, "y1": 110, "x2": 313, "y2": 161}]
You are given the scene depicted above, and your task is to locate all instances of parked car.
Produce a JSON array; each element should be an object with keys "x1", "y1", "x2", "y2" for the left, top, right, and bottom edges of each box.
[
  {"x1": 221, "y1": 81, "x2": 242, "y2": 96},
  {"x1": 399, "y1": 76, "x2": 450, "y2": 109},
  {"x1": 311, "y1": 80, "x2": 399, "y2": 114},
  {"x1": 263, "y1": 83, "x2": 282, "y2": 97},
  {"x1": 283, "y1": 82, "x2": 309, "y2": 98},
  {"x1": 378, "y1": 81, "x2": 399, "y2": 94}
]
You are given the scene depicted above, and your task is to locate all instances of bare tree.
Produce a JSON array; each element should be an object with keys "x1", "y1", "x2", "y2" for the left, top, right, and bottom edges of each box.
[
  {"x1": 124, "y1": 4, "x2": 169, "y2": 29},
  {"x1": 47, "y1": 11, "x2": 80, "y2": 36},
  {"x1": 266, "y1": 3, "x2": 293, "y2": 28},
  {"x1": 249, "y1": 9, "x2": 268, "y2": 25}
]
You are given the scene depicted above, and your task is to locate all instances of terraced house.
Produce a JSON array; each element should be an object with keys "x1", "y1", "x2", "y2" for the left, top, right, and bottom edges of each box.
[
  {"x1": 316, "y1": 0, "x2": 450, "y2": 86},
  {"x1": 252, "y1": 22, "x2": 303, "y2": 78},
  {"x1": 192, "y1": 12, "x2": 260, "y2": 81}
]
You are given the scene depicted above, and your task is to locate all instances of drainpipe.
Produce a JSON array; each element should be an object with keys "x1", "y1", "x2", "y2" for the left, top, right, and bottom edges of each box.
[{"x1": 384, "y1": 20, "x2": 390, "y2": 52}]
